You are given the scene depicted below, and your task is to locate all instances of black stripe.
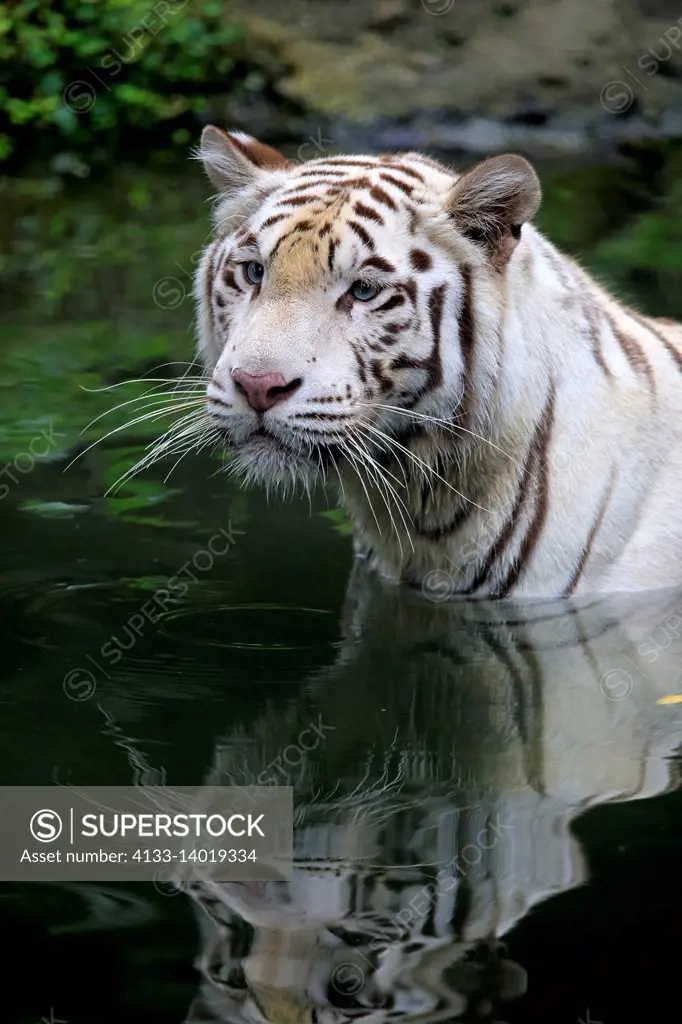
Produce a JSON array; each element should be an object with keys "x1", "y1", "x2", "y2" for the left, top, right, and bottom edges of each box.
[
  {"x1": 582, "y1": 300, "x2": 612, "y2": 379},
  {"x1": 275, "y1": 195, "x2": 323, "y2": 207},
  {"x1": 564, "y1": 468, "x2": 616, "y2": 595},
  {"x1": 605, "y1": 312, "x2": 655, "y2": 391},
  {"x1": 417, "y1": 501, "x2": 474, "y2": 542},
  {"x1": 281, "y1": 181, "x2": 330, "y2": 196},
  {"x1": 260, "y1": 213, "x2": 289, "y2": 229},
  {"x1": 315, "y1": 158, "x2": 379, "y2": 169},
  {"x1": 389, "y1": 284, "x2": 446, "y2": 408},
  {"x1": 205, "y1": 241, "x2": 219, "y2": 317},
  {"x1": 380, "y1": 172, "x2": 414, "y2": 196},
  {"x1": 459, "y1": 266, "x2": 476, "y2": 383},
  {"x1": 374, "y1": 294, "x2": 405, "y2": 313},
  {"x1": 369, "y1": 185, "x2": 398, "y2": 211},
  {"x1": 426, "y1": 283, "x2": 445, "y2": 391},
  {"x1": 351, "y1": 345, "x2": 367, "y2": 383},
  {"x1": 292, "y1": 411, "x2": 354, "y2": 420},
  {"x1": 361, "y1": 255, "x2": 395, "y2": 273},
  {"x1": 353, "y1": 200, "x2": 384, "y2": 225},
  {"x1": 328, "y1": 237, "x2": 339, "y2": 273},
  {"x1": 409, "y1": 249, "x2": 433, "y2": 272},
  {"x1": 464, "y1": 386, "x2": 555, "y2": 595},
  {"x1": 299, "y1": 169, "x2": 347, "y2": 178},
  {"x1": 221, "y1": 266, "x2": 243, "y2": 293},
  {"x1": 492, "y1": 385, "x2": 556, "y2": 597},
  {"x1": 383, "y1": 163, "x2": 425, "y2": 183},
  {"x1": 348, "y1": 220, "x2": 375, "y2": 250},
  {"x1": 628, "y1": 308, "x2": 682, "y2": 374},
  {"x1": 370, "y1": 359, "x2": 393, "y2": 392},
  {"x1": 268, "y1": 221, "x2": 313, "y2": 261},
  {"x1": 402, "y1": 279, "x2": 418, "y2": 306}
]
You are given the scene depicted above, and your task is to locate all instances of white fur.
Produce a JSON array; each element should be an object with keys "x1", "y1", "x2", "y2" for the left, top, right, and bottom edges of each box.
[{"x1": 194, "y1": 135, "x2": 682, "y2": 598}]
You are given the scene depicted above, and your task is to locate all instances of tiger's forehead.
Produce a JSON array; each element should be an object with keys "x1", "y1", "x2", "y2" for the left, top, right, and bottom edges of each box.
[
  {"x1": 231, "y1": 153, "x2": 455, "y2": 287},
  {"x1": 261, "y1": 153, "x2": 453, "y2": 224}
]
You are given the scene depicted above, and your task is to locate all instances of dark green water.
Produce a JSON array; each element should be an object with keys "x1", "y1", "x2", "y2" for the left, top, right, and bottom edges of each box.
[{"x1": 2, "y1": 145, "x2": 682, "y2": 1024}]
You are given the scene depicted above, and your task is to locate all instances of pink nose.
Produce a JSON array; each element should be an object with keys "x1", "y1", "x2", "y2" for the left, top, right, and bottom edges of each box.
[{"x1": 231, "y1": 369, "x2": 302, "y2": 413}]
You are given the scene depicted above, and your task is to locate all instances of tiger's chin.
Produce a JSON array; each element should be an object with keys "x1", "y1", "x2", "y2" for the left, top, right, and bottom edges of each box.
[{"x1": 227, "y1": 432, "x2": 324, "y2": 496}]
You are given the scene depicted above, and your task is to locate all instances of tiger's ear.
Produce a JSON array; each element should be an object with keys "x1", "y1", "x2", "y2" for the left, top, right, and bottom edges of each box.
[
  {"x1": 445, "y1": 154, "x2": 541, "y2": 265},
  {"x1": 198, "y1": 126, "x2": 293, "y2": 194}
]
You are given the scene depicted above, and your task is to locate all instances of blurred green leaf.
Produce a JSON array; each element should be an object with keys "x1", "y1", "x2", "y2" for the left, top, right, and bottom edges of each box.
[
  {"x1": 320, "y1": 508, "x2": 354, "y2": 536},
  {"x1": 0, "y1": 0, "x2": 247, "y2": 167}
]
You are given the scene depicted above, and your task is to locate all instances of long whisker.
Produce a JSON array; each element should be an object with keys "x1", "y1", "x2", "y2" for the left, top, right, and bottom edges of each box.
[
  {"x1": 111, "y1": 409, "x2": 205, "y2": 463},
  {"x1": 359, "y1": 420, "x2": 492, "y2": 514},
  {"x1": 80, "y1": 376, "x2": 207, "y2": 394},
  {"x1": 364, "y1": 402, "x2": 518, "y2": 465},
  {"x1": 352, "y1": 424, "x2": 409, "y2": 493},
  {"x1": 81, "y1": 385, "x2": 206, "y2": 433},
  {"x1": 327, "y1": 449, "x2": 346, "y2": 502},
  {"x1": 168, "y1": 356, "x2": 207, "y2": 397},
  {"x1": 344, "y1": 431, "x2": 406, "y2": 556},
  {"x1": 357, "y1": 415, "x2": 433, "y2": 499},
  {"x1": 341, "y1": 444, "x2": 383, "y2": 538},
  {"x1": 136, "y1": 411, "x2": 210, "y2": 464},
  {"x1": 162, "y1": 425, "x2": 221, "y2": 484},
  {"x1": 66, "y1": 400, "x2": 205, "y2": 473},
  {"x1": 353, "y1": 434, "x2": 414, "y2": 530},
  {"x1": 348, "y1": 428, "x2": 414, "y2": 554},
  {"x1": 104, "y1": 411, "x2": 210, "y2": 494}
]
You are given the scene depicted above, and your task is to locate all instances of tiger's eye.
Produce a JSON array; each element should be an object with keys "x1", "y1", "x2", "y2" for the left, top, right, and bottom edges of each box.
[
  {"x1": 244, "y1": 261, "x2": 265, "y2": 285},
  {"x1": 349, "y1": 280, "x2": 380, "y2": 301}
]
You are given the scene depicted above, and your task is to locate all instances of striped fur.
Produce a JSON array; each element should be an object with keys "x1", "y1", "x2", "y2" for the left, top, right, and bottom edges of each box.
[{"x1": 195, "y1": 127, "x2": 682, "y2": 599}]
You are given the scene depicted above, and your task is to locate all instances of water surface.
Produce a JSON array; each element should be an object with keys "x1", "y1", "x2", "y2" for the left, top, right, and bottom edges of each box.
[{"x1": 2, "y1": 148, "x2": 682, "y2": 1024}]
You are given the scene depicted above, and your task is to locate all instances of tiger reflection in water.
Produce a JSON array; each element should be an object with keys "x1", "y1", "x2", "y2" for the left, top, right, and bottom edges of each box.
[{"x1": 181, "y1": 568, "x2": 682, "y2": 1023}]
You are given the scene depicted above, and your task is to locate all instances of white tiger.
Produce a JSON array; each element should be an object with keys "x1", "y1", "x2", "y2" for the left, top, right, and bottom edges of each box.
[{"x1": 193, "y1": 126, "x2": 682, "y2": 599}]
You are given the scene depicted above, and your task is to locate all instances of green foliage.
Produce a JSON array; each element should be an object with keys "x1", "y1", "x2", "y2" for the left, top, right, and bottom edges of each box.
[
  {"x1": 320, "y1": 507, "x2": 353, "y2": 536},
  {"x1": 0, "y1": 166, "x2": 210, "y2": 317},
  {"x1": 591, "y1": 181, "x2": 682, "y2": 275},
  {"x1": 536, "y1": 147, "x2": 682, "y2": 317},
  {"x1": 0, "y1": 0, "x2": 246, "y2": 167},
  {"x1": 586, "y1": 181, "x2": 682, "y2": 317}
]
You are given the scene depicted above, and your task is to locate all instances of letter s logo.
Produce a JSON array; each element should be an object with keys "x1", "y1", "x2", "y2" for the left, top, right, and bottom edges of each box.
[{"x1": 30, "y1": 809, "x2": 63, "y2": 843}]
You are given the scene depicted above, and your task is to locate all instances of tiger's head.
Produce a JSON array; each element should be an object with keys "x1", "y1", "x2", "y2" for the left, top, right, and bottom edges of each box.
[{"x1": 194, "y1": 128, "x2": 541, "y2": 494}]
